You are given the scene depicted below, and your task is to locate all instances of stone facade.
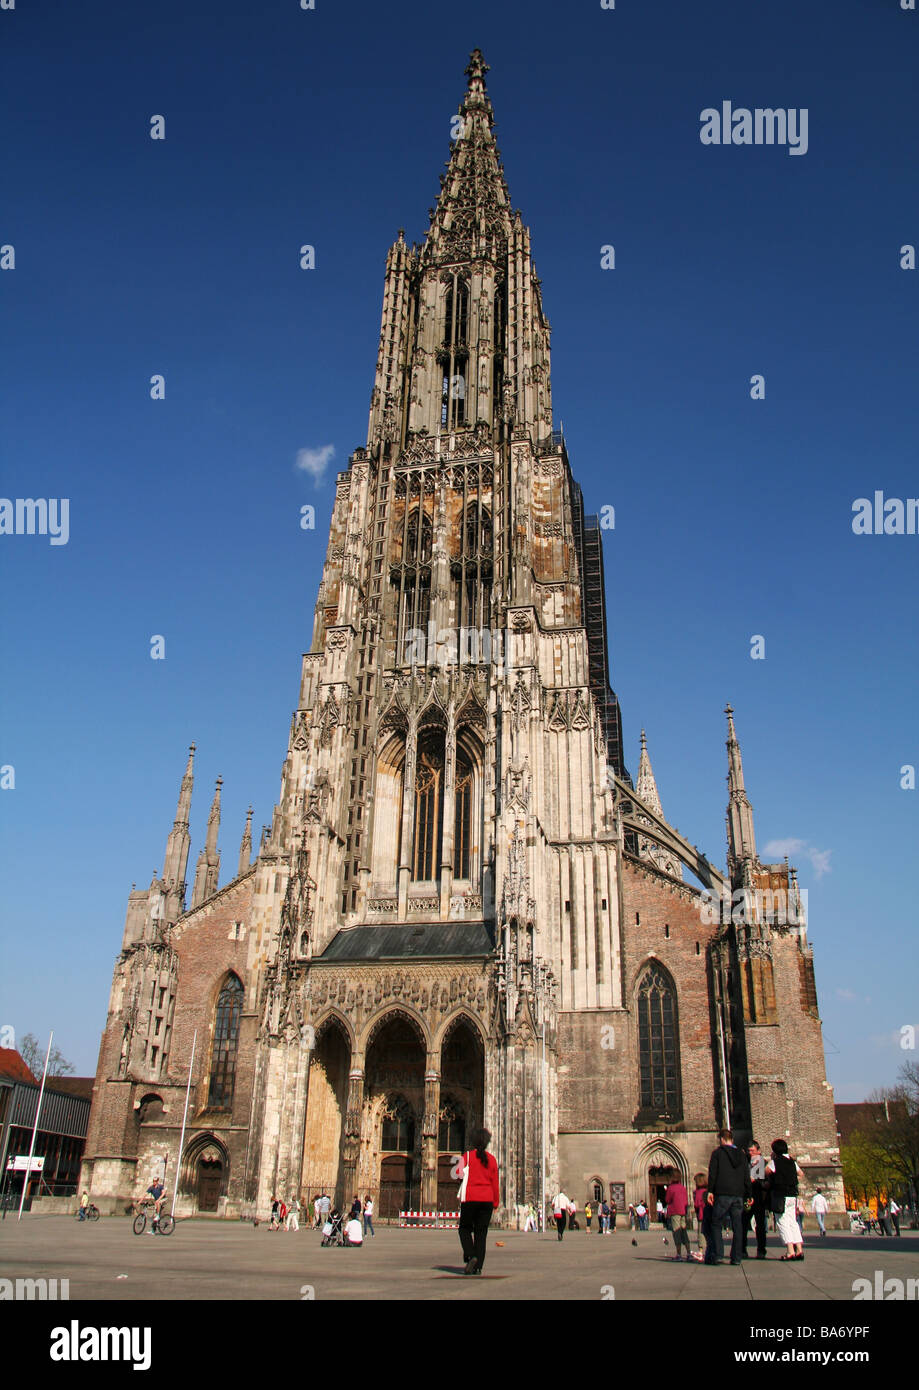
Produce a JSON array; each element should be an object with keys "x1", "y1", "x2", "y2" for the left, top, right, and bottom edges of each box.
[{"x1": 81, "y1": 52, "x2": 843, "y2": 1226}]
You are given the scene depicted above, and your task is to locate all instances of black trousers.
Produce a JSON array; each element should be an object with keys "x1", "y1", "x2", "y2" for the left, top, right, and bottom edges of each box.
[
  {"x1": 743, "y1": 1193, "x2": 767, "y2": 1255},
  {"x1": 459, "y1": 1202, "x2": 493, "y2": 1270}
]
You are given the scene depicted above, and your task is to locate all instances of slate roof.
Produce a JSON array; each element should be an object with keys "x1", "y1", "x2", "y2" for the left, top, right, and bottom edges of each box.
[{"x1": 319, "y1": 922, "x2": 495, "y2": 962}]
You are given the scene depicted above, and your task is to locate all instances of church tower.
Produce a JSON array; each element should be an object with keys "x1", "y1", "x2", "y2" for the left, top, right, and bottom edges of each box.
[{"x1": 81, "y1": 52, "x2": 841, "y2": 1226}]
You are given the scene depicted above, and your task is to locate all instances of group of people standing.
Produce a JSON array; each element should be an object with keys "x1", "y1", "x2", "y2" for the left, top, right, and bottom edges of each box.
[{"x1": 686, "y1": 1128, "x2": 809, "y2": 1264}]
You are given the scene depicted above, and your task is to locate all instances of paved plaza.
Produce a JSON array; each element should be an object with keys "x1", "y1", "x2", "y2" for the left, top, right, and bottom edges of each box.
[{"x1": 2, "y1": 1216, "x2": 917, "y2": 1301}]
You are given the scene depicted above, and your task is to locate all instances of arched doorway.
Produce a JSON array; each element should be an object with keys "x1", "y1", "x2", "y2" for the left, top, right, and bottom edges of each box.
[
  {"x1": 302, "y1": 1016, "x2": 351, "y2": 1205},
  {"x1": 629, "y1": 1138, "x2": 688, "y2": 1222},
  {"x1": 180, "y1": 1133, "x2": 229, "y2": 1215},
  {"x1": 364, "y1": 1014, "x2": 426, "y2": 1218},
  {"x1": 437, "y1": 1016, "x2": 485, "y2": 1210},
  {"x1": 197, "y1": 1149, "x2": 224, "y2": 1212}
]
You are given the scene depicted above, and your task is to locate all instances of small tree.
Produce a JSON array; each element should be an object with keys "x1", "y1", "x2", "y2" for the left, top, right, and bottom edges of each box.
[{"x1": 18, "y1": 1033, "x2": 76, "y2": 1080}]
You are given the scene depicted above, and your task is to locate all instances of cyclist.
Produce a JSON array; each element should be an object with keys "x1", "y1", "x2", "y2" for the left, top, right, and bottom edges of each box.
[
  {"x1": 78, "y1": 1191, "x2": 89, "y2": 1221},
  {"x1": 145, "y1": 1179, "x2": 166, "y2": 1232}
]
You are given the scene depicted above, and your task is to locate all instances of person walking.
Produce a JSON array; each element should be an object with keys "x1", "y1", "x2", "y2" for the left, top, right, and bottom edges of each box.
[
  {"x1": 552, "y1": 1189, "x2": 570, "y2": 1240},
  {"x1": 635, "y1": 1200, "x2": 648, "y2": 1231},
  {"x1": 585, "y1": 1200, "x2": 592, "y2": 1233},
  {"x1": 877, "y1": 1199, "x2": 893, "y2": 1237},
  {"x1": 665, "y1": 1176, "x2": 692, "y2": 1262},
  {"x1": 568, "y1": 1198, "x2": 578, "y2": 1231},
  {"x1": 524, "y1": 1203, "x2": 537, "y2": 1233},
  {"x1": 456, "y1": 1127, "x2": 500, "y2": 1275},
  {"x1": 363, "y1": 1195, "x2": 375, "y2": 1237},
  {"x1": 286, "y1": 1196, "x2": 301, "y2": 1232},
  {"x1": 78, "y1": 1191, "x2": 89, "y2": 1222},
  {"x1": 889, "y1": 1198, "x2": 901, "y2": 1237},
  {"x1": 765, "y1": 1139, "x2": 804, "y2": 1260},
  {"x1": 692, "y1": 1173, "x2": 708, "y2": 1262},
  {"x1": 597, "y1": 1197, "x2": 608, "y2": 1234},
  {"x1": 268, "y1": 1195, "x2": 280, "y2": 1231},
  {"x1": 706, "y1": 1128, "x2": 751, "y2": 1265},
  {"x1": 810, "y1": 1189, "x2": 828, "y2": 1238},
  {"x1": 742, "y1": 1142, "x2": 768, "y2": 1259},
  {"x1": 313, "y1": 1195, "x2": 321, "y2": 1228},
  {"x1": 318, "y1": 1192, "x2": 331, "y2": 1228},
  {"x1": 609, "y1": 1198, "x2": 617, "y2": 1231}
]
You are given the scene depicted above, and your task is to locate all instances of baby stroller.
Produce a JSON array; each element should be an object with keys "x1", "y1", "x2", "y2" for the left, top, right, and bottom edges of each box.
[{"x1": 321, "y1": 1208, "x2": 345, "y2": 1246}]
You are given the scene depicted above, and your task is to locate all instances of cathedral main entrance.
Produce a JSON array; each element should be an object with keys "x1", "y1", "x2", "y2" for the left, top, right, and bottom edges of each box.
[
  {"x1": 364, "y1": 1015, "x2": 425, "y2": 1218},
  {"x1": 302, "y1": 1019, "x2": 351, "y2": 1205}
]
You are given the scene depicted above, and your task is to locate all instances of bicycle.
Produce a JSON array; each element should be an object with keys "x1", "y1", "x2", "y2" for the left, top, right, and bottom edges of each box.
[
  {"x1": 75, "y1": 1203, "x2": 101, "y2": 1222},
  {"x1": 132, "y1": 1198, "x2": 175, "y2": 1236}
]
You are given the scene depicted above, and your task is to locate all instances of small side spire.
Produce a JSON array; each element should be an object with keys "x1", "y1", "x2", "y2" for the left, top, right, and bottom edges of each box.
[
  {"x1": 725, "y1": 704, "x2": 757, "y2": 880},
  {"x1": 161, "y1": 743, "x2": 195, "y2": 910},
  {"x1": 238, "y1": 805, "x2": 253, "y2": 878},
  {"x1": 191, "y1": 777, "x2": 222, "y2": 908},
  {"x1": 635, "y1": 729, "x2": 663, "y2": 818}
]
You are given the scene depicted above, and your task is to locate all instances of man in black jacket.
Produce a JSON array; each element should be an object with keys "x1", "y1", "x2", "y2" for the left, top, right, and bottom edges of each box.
[{"x1": 706, "y1": 1128, "x2": 752, "y2": 1265}]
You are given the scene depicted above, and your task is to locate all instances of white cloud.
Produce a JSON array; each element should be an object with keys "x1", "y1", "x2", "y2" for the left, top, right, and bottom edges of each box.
[
  {"x1": 762, "y1": 837, "x2": 832, "y2": 879},
  {"x1": 836, "y1": 988, "x2": 857, "y2": 1002},
  {"x1": 295, "y1": 444, "x2": 335, "y2": 485}
]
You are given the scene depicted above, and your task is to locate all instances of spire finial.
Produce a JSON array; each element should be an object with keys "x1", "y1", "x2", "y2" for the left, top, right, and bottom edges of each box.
[{"x1": 465, "y1": 48, "x2": 489, "y2": 89}]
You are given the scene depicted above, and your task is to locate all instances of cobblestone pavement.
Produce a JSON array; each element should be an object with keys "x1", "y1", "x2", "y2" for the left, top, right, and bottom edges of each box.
[{"x1": 2, "y1": 1217, "x2": 917, "y2": 1301}]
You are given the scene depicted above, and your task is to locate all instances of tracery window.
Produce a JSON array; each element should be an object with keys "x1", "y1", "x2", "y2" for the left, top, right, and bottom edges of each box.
[
  {"x1": 413, "y1": 737, "x2": 444, "y2": 881},
  {"x1": 636, "y1": 965, "x2": 682, "y2": 1118},
  {"x1": 441, "y1": 275, "x2": 469, "y2": 428},
  {"x1": 381, "y1": 1096, "x2": 415, "y2": 1152},
  {"x1": 453, "y1": 753, "x2": 473, "y2": 879},
  {"x1": 208, "y1": 974, "x2": 243, "y2": 1110},
  {"x1": 438, "y1": 1100, "x2": 465, "y2": 1152}
]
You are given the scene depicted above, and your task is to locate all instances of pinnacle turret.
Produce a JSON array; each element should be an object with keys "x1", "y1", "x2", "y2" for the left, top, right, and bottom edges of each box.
[
  {"x1": 191, "y1": 777, "x2": 222, "y2": 908},
  {"x1": 161, "y1": 743, "x2": 195, "y2": 908},
  {"x1": 635, "y1": 729, "x2": 663, "y2": 818},
  {"x1": 725, "y1": 704, "x2": 757, "y2": 880},
  {"x1": 238, "y1": 805, "x2": 253, "y2": 878}
]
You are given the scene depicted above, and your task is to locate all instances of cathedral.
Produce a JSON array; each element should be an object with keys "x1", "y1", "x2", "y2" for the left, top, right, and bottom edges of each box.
[{"x1": 82, "y1": 52, "x2": 843, "y2": 1224}]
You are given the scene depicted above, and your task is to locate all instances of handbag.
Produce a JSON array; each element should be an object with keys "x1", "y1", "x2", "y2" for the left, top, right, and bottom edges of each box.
[{"x1": 457, "y1": 1151, "x2": 471, "y2": 1204}]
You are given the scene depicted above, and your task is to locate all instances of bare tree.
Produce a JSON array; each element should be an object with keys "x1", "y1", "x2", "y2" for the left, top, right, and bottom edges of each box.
[{"x1": 18, "y1": 1033, "x2": 76, "y2": 1080}]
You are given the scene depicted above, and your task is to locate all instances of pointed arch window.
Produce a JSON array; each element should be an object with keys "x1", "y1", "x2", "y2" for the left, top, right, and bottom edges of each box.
[
  {"x1": 438, "y1": 1099, "x2": 465, "y2": 1152},
  {"x1": 413, "y1": 736, "x2": 445, "y2": 881},
  {"x1": 454, "y1": 752, "x2": 473, "y2": 879},
  {"x1": 636, "y1": 965, "x2": 682, "y2": 1119},
  {"x1": 208, "y1": 974, "x2": 243, "y2": 1110},
  {"x1": 381, "y1": 1096, "x2": 415, "y2": 1152}
]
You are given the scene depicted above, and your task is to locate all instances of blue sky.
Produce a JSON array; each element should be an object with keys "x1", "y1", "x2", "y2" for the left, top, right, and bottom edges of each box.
[{"x1": 1, "y1": 0, "x2": 916, "y2": 1100}]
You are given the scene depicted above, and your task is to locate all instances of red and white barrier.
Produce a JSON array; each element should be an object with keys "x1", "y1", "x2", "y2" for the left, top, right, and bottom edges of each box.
[{"x1": 399, "y1": 1209, "x2": 460, "y2": 1228}]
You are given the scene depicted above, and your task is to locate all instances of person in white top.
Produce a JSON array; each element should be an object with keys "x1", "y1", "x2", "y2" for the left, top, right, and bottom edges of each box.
[
  {"x1": 345, "y1": 1217, "x2": 363, "y2": 1245},
  {"x1": 552, "y1": 1191, "x2": 570, "y2": 1241},
  {"x1": 363, "y1": 1196, "x2": 375, "y2": 1238},
  {"x1": 810, "y1": 1189, "x2": 828, "y2": 1237},
  {"x1": 889, "y1": 1198, "x2": 901, "y2": 1237}
]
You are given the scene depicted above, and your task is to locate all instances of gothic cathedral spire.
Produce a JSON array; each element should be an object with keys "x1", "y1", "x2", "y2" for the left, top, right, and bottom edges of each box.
[{"x1": 725, "y1": 704, "x2": 757, "y2": 882}]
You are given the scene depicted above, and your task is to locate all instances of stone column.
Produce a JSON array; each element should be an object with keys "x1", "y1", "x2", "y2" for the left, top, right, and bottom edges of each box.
[
  {"x1": 398, "y1": 720, "x2": 418, "y2": 917},
  {"x1": 340, "y1": 1068, "x2": 364, "y2": 1207},
  {"x1": 421, "y1": 1066, "x2": 441, "y2": 1208}
]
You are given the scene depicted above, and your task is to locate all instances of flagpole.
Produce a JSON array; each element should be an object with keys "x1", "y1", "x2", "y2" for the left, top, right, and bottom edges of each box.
[
  {"x1": 172, "y1": 1030, "x2": 197, "y2": 1219},
  {"x1": 18, "y1": 1032, "x2": 52, "y2": 1220}
]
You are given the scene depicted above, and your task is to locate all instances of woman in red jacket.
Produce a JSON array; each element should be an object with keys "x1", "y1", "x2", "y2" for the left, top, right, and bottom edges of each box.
[{"x1": 456, "y1": 1127, "x2": 500, "y2": 1275}]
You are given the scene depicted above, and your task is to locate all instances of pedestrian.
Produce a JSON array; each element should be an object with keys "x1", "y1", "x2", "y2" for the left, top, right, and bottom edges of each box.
[
  {"x1": 350, "y1": 1193, "x2": 363, "y2": 1225},
  {"x1": 286, "y1": 1195, "x2": 301, "y2": 1232},
  {"x1": 656, "y1": 1197, "x2": 666, "y2": 1225},
  {"x1": 269, "y1": 1195, "x2": 280, "y2": 1231},
  {"x1": 810, "y1": 1188, "x2": 828, "y2": 1238},
  {"x1": 524, "y1": 1203, "x2": 537, "y2": 1233},
  {"x1": 665, "y1": 1176, "x2": 692, "y2": 1261},
  {"x1": 890, "y1": 1198, "x2": 901, "y2": 1237},
  {"x1": 318, "y1": 1191, "x2": 331, "y2": 1227},
  {"x1": 552, "y1": 1188, "x2": 570, "y2": 1240},
  {"x1": 456, "y1": 1127, "x2": 500, "y2": 1275},
  {"x1": 363, "y1": 1194, "x2": 375, "y2": 1237},
  {"x1": 78, "y1": 1191, "x2": 89, "y2": 1222},
  {"x1": 585, "y1": 1200, "x2": 592, "y2": 1233},
  {"x1": 278, "y1": 1198, "x2": 288, "y2": 1230},
  {"x1": 313, "y1": 1195, "x2": 321, "y2": 1228},
  {"x1": 877, "y1": 1199, "x2": 893, "y2": 1237},
  {"x1": 627, "y1": 1203, "x2": 636, "y2": 1230},
  {"x1": 706, "y1": 1127, "x2": 751, "y2": 1265},
  {"x1": 635, "y1": 1200, "x2": 648, "y2": 1231},
  {"x1": 765, "y1": 1139, "x2": 804, "y2": 1261},
  {"x1": 568, "y1": 1198, "x2": 578, "y2": 1231},
  {"x1": 609, "y1": 1198, "x2": 617, "y2": 1231},
  {"x1": 692, "y1": 1173, "x2": 708, "y2": 1262},
  {"x1": 743, "y1": 1141, "x2": 768, "y2": 1260}
]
